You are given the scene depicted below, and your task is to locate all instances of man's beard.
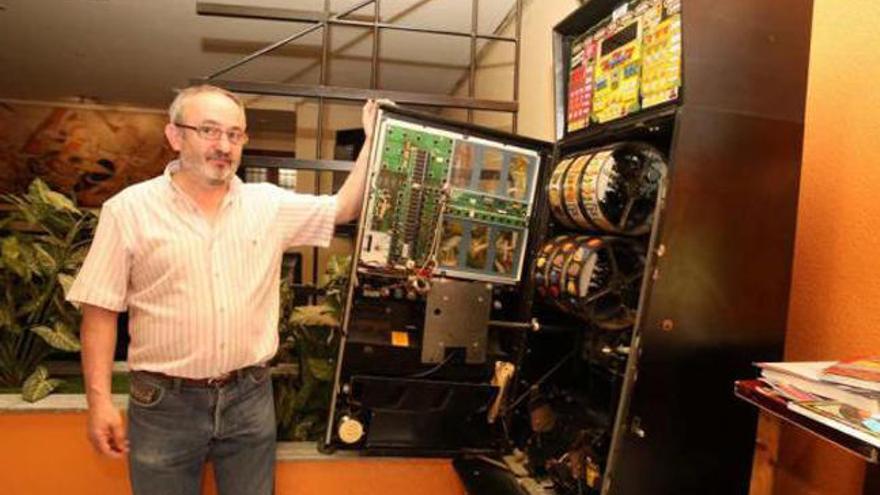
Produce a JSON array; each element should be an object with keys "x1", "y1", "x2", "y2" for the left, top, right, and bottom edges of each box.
[{"x1": 198, "y1": 153, "x2": 236, "y2": 184}]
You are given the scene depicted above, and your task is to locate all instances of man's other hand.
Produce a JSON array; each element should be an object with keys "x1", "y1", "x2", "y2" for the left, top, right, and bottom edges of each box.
[{"x1": 87, "y1": 400, "x2": 129, "y2": 458}]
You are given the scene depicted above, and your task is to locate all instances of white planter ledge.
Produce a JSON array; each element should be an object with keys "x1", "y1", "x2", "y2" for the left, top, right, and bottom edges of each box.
[{"x1": 0, "y1": 393, "x2": 360, "y2": 461}]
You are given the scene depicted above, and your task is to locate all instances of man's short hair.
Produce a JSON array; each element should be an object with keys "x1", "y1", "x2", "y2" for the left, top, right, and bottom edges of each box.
[{"x1": 168, "y1": 85, "x2": 246, "y2": 124}]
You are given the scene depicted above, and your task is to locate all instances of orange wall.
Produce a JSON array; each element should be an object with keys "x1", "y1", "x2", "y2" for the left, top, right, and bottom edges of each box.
[
  {"x1": 0, "y1": 413, "x2": 466, "y2": 495},
  {"x1": 776, "y1": 0, "x2": 880, "y2": 493}
]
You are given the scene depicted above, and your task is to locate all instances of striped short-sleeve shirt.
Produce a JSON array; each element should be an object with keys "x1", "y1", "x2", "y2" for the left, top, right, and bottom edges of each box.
[{"x1": 67, "y1": 161, "x2": 337, "y2": 379}]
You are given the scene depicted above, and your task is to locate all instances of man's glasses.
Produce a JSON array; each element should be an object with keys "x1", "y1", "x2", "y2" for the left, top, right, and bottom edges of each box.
[{"x1": 175, "y1": 123, "x2": 249, "y2": 145}]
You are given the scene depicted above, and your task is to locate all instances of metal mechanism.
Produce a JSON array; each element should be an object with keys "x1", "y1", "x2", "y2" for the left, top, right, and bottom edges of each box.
[{"x1": 422, "y1": 279, "x2": 492, "y2": 364}]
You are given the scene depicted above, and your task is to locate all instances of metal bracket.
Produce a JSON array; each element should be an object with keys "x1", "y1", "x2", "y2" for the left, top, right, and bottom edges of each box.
[{"x1": 422, "y1": 279, "x2": 492, "y2": 364}]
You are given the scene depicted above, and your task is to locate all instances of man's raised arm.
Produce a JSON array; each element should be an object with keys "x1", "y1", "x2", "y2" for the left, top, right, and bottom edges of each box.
[{"x1": 334, "y1": 99, "x2": 380, "y2": 224}]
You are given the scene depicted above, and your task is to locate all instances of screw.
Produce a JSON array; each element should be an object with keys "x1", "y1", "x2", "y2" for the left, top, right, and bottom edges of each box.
[{"x1": 656, "y1": 244, "x2": 666, "y2": 257}]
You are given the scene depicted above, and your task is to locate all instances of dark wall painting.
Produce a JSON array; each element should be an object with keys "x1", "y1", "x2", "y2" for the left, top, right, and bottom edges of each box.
[{"x1": 0, "y1": 102, "x2": 175, "y2": 206}]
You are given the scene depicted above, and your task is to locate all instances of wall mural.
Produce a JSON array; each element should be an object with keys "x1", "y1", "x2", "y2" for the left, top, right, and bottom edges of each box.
[{"x1": 0, "y1": 102, "x2": 175, "y2": 206}]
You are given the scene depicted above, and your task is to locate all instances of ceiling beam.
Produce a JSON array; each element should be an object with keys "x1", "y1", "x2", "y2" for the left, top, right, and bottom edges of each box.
[
  {"x1": 196, "y1": 2, "x2": 515, "y2": 41},
  {"x1": 193, "y1": 79, "x2": 518, "y2": 112},
  {"x1": 197, "y1": 3, "x2": 327, "y2": 23},
  {"x1": 202, "y1": 0, "x2": 376, "y2": 79}
]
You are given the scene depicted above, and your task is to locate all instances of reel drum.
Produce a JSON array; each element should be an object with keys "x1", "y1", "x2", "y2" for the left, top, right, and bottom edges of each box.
[
  {"x1": 548, "y1": 142, "x2": 667, "y2": 235},
  {"x1": 535, "y1": 236, "x2": 645, "y2": 330}
]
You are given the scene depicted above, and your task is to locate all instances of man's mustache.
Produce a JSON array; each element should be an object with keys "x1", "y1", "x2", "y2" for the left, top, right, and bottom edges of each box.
[{"x1": 207, "y1": 153, "x2": 232, "y2": 162}]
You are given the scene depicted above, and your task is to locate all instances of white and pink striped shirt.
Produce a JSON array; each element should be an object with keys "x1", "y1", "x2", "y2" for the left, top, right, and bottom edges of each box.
[{"x1": 67, "y1": 161, "x2": 337, "y2": 379}]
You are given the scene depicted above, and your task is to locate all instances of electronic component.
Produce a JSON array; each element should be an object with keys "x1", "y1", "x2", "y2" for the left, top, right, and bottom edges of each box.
[
  {"x1": 362, "y1": 124, "x2": 452, "y2": 266},
  {"x1": 360, "y1": 117, "x2": 540, "y2": 284}
]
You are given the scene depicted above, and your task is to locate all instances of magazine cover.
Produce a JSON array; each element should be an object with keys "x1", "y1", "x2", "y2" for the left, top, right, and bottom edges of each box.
[
  {"x1": 823, "y1": 358, "x2": 880, "y2": 382},
  {"x1": 788, "y1": 400, "x2": 880, "y2": 447}
]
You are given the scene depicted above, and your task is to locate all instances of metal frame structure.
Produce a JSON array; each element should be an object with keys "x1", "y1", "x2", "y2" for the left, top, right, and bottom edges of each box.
[
  {"x1": 195, "y1": 0, "x2": 523, "y2": 126},
  {"x1": 197, "y1": 0, "x2": 525, "y2": 284}
]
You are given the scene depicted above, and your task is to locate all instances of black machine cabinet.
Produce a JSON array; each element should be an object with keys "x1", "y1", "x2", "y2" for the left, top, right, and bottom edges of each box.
[
  {"x1": 324, "y1": 1, "x2": 813, "y2": 494},
  {"x1": 325, "y1": 106, "x2": 555, "y2": 456}
]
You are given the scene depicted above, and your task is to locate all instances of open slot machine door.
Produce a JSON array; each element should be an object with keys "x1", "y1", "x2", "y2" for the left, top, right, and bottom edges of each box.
[{"x1": 323, "y1": 104, "x2": 553, "y2": 456}]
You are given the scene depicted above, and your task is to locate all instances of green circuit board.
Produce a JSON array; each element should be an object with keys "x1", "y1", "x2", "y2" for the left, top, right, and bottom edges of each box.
[
  {"x1": 360, "y1": 117, "x2": 540, "y2": 284},
  {"x1": 446, "y1": 190, "x2": 529, "y2": 228},
  {"x1": 369, "y1": 125, "x2": 453, "y2": 263}
]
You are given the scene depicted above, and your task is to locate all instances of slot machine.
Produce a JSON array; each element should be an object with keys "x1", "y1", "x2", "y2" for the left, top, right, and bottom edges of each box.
[{"x1": 324, "y1": 0, "x2": 813, "y2": 493}]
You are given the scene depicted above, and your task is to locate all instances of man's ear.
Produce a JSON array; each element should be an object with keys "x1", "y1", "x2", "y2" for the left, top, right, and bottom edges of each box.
[{"x1": 165, "y1": 123, "x2": 183, "y2": 152}]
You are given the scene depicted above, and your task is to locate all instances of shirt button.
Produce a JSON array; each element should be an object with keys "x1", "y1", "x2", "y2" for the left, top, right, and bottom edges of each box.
[{"x1": 219, "y1": 307, "x2": 225, "y2": 313}]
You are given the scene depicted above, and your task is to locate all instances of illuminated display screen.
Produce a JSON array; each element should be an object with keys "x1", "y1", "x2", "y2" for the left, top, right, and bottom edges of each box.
[
  {"x1": 565, "y1": 0, "x2": 682, "y2": 133},
  {"x1": 601, "y1": 23, "x2": 638, "y2": 57}
]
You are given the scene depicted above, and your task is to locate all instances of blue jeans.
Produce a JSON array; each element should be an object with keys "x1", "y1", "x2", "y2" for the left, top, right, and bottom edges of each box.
[{"x1": 126, "y1": 367, "x2": 276, "y2": 495}]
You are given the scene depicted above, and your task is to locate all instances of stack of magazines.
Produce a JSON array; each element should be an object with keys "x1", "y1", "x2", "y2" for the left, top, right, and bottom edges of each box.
[{"x1": 755, "y1": 358, "x2": 880, "y2": 447}]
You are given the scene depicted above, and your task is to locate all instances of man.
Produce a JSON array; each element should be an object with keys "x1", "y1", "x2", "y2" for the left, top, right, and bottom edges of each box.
[{"x1": 67, "y1": 85, "x2": 377, "y2": 495}]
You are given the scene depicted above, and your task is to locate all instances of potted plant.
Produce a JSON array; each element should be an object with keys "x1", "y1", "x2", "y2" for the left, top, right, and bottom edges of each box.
[
  {"x1": 273, "y1": 255, "x2": 350, "y2": 441},
  {"x1": 0, "y1": 179, "x2": 96, "y2": 401}
]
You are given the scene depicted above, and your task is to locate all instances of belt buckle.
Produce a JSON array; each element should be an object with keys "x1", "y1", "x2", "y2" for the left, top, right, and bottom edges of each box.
[{"x1": 206, "y1": 372, "x2": 232, "y2": 387}]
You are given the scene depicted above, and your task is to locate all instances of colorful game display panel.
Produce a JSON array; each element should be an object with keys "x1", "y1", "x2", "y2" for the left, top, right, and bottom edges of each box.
[
  {"x1": 641, "y1": 4, "x2": 682, "y2": 108},
  {"x1": 564, "y1": 0, "x2": 683, "y2": 132},
  {"x1": 566, "y1": 35, "x2": 597, "y2": 133},
  {"x1": 360, "y1": 118, "x2": 540, "y2": 285},
  {"x1": 593, "y1": 11, "x2": 643, "y2": 124}
]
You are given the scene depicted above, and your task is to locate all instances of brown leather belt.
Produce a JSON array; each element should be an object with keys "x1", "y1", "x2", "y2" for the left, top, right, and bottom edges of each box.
[{"x1": 135, "y1": 365, "x2": 267, "y2": 388}]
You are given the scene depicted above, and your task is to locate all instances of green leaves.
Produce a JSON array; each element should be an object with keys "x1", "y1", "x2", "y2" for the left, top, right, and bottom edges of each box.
[
  {"x1": 326, "y1": 255, "x2": 351, "y2": 280},
  {"x1": 1, "y1": 236, "x2": 21, "y2": 260},
  {"x1": 289, "y1": 305, "x2": 339, "y2": 328},
  {"x1": 306, "y1": 357, "x2": 334, "y2": 381},
  {"x1": 32, "y1": 244, "x2": 57, "y2": 272},
  {"x1": 27, "y1": 178, "x2": 52, "y2": 202},
  {"x1": 292, "y1": 415, "x2": 318, "y2": 441},
  {"x1": 1, "y1": 237, "x2": 29, "y2": 279},
  {"x1": 57, "y1": 273, "x2": 75, "y2": 298},
  {"x1": 22, "y1": 366, "x2": 64, "y2": 403},
  {"x1": 0, "y1": 306, "x2": 13, "y2": 331},
  {"x1": 30, "y1": 322, "x2": 81, "y2": 352},
  {"x1": 0, "y1": 179, "x2": 95, "y2": 396},
  {"x1": 43, "y1": 190, "x2": 79, "y2": 214},
  {"x1": 272, "y1": 254, "x2": 351, "y2": 441},
  {"x1": 26, "y1": 179, "x2": 77, "y2": 213}
]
